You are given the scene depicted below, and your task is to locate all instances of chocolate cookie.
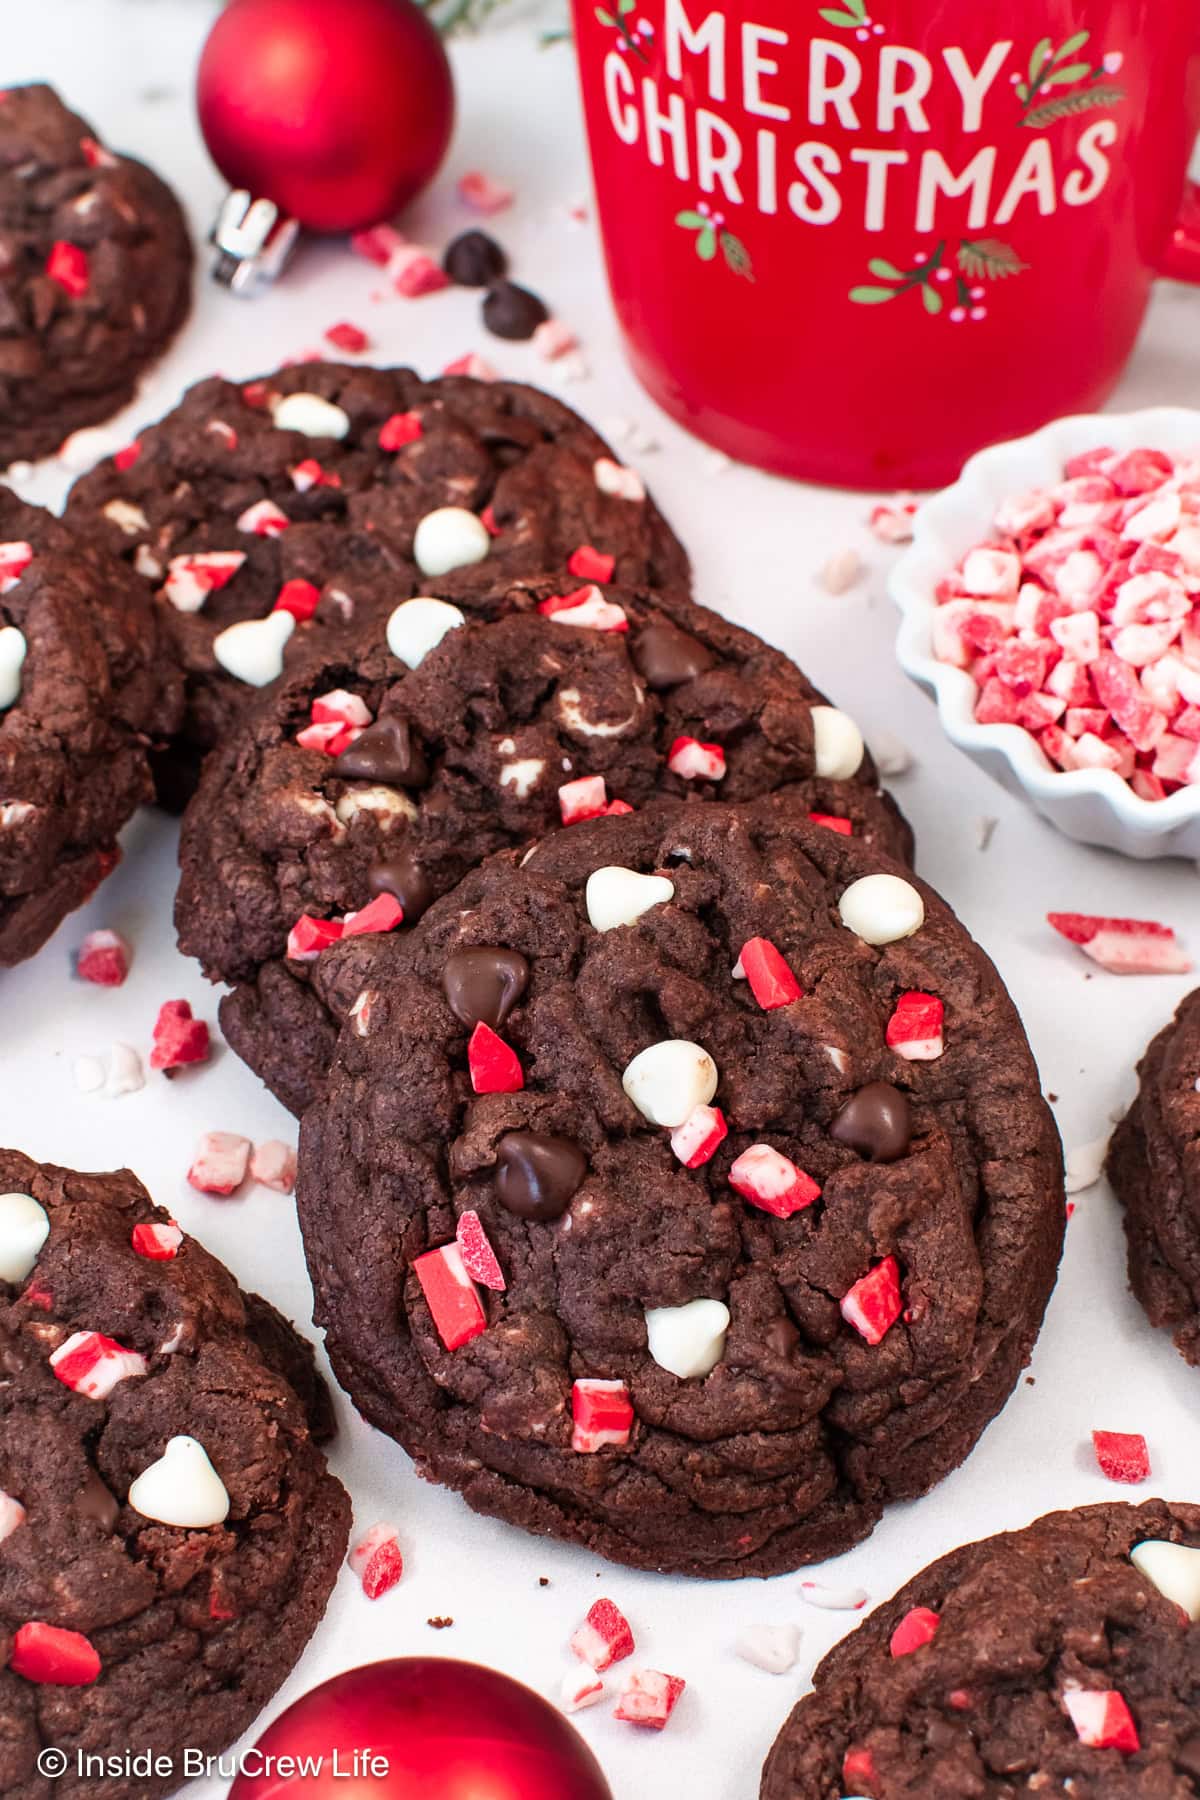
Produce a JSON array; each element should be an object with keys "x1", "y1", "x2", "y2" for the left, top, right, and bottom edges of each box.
[
  {"x1": 0, "y1": 492, "x2": 182, "y2": 966},
  {"x1": 0, "y1": 1149, "x2": 350, "y2": 1800},
  {"x1": 0, "y1": 85, "x2": 191, "y2": 469},
  {"x1": 65, "y1": 364, "x2": 689, "y2": 805},
  {"x1": 175, "y1": 579, "x2": 912, "y2": 1117},
  {"x1": 296, "y1": 803, "x2": 1062, "y2": 1578},
  {"x1": 761, "y1": 1500, "x2": 1200, "y2": 1798},
  {"x1": 1107, "y1": 989, "x2": 1200, "y2": 1365}
]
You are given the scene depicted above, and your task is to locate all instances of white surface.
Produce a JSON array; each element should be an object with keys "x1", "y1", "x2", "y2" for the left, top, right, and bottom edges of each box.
[
  {"x1": 3, "y1": 5, "x2": 1200, "y2": 1797},
  {"x1": 893, "y1": 406, "x2": 1200, "y2": 860}
]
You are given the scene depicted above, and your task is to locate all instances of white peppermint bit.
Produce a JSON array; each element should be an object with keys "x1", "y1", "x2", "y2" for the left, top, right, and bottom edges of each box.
[
  {"x1": 212, "y1": 609, "x2": 295, "y2": 687},
  {"x1": 586, "y1": 866, "x2": 674, "y2": 932},
  {"x1": 621, "y1": 1039, "x2": 718, "y2": 1127},
  {"x1": 386, "y1": 597, "x2": 465, "y2": 669},
  {"x1": 870, "y1": 729, "x2": 913, "y2": 778},
  {"x1": 735, "y1": 1623, "x2": 802, "y2": 1674},
  {"x1": 811, "y1": 706, "x2": 865, "y2": 780},
  {"x1": 104, "y1": 1042, "x2": 145, "y2": 1100},
  {"x1": 412, "y1": 507, "x2": 490, "y2": 578},
  {"x1": 1131, "y1": 1540, "x2": 1200, "y2": 1620},
  {"x1": 0, "y1": 626, "x2": 27, "y2": 711},
  {"x1": 800, "y1": 1579, "x2": 870, "y2": 1611},
  {"x1": 819, "y1": 548, "x2": 863, "y2": 595},
  {"x1": 838, "y1": 873, "x2": 925, "y2": 946},
  {"x1": 102, "y1": 499, "x2": 149, "y2": 536},
  {"x1": 0, "y1": 1191, "x2": 50, "y2": 1283},
  {"x1": 644, "y1": 1297, "x2": 730, "y2": 1378},
  {"x1": 272, "y1": 392, "x2": 351, "y2": 440},
  {"x1": 1065, "y1": 1137, "x2": 1109, "y2": 1195},
  {"x1": 73, "y1": 1055, "x2": 106, "y2": 1094},
  {"x1": 128, "y1": 1435, "x2": 230, "y2": 1528}
]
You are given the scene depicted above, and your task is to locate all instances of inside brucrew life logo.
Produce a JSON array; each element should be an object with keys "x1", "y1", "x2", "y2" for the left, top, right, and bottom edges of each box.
[{"x1": 45, "y1": 1746, "x2": 392, "y2": 1780}]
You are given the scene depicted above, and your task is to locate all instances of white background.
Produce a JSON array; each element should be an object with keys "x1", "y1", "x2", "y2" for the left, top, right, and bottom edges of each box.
[{"x1": 4, "y1": 3, "x2": 1200, "y2": 1795}]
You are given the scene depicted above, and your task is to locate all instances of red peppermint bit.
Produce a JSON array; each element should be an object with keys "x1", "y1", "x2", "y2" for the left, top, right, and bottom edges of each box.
[
  {"x1": 1047, "y1": 912, "x2": 1192, "y2": 975},
  {"x1": 287, "y1": 915, "x2": 345, "y2": 961},
  {"x1": 808, "y1": 811, "x2": 853, "y2": 835},
  {"x1": 274, "y1": 578, "x2": 322, "y2": 622},
  {"x1": 76, "y1": 928, "x2": 131, "y2": 987},
  {"x1": 131, "y1": 1220, "x2": 183, "y2": 1261},
  {"x1": 1063, "y1": 1688, "x2": 1141, "y2": 1753},
  {"x1": 149, "y1": 999, "x2": 210, "y2": 1071},
  {"x1": 570, "y1": 1598, "x2": 635, "y2": 1672},
  {"x1": 350, "y1": 223, "x2": 408, "y2": 265},
  {"x1": 455, "y1": 1210, "x2": 505, "y2": 1290},
  {"x1": 729, "y1": 1145, "x2": 820, "y2": 1219},
  {"x1": 843, "y1": 1748, "x2": 879, "y2": 1790},
  {"x1": 241, "y1": 380, "x2": 272, "y2": 410},
  {"x1": 886, "y1": 991, "x2": 945, "y2": 1061},
  {"x1": 604, "y1": 799, "x2": 635, "y2": 816},
  {"x1": 737, "y1": 937, "x2": 803, "y2": 1010},
  {"x1": 443, "y1": 352, "x2": 499, "y2": 381},
  {"x1": 841, "y1": 1257, "x2": 903, "y2": 1346},
  {"x1": 572, "y1": 1378, "x2": 634, "y2": 1452},
  {"x1": 389, "y1": 246, "x2": 450, "y2": 298},
  {"x1": 208, "y1": 1571, "x2": 237, "y2": 1621},
  {"x1": 480, "y1": 503, "x2": 501, "y2": 536},
  {"x1": 45, "y1": 241, "x2": 89, "y2": 298},
  {"x1": 113, "y1": 441, "x2": 141, "y2": 472},
  {"x1": 0, "y1": 542, "x2": 33, "y2": 588},
  {"x1": 9, "y1": 1622, "x2": 100, "y2": 1686},
  {"x1": 413, "y1": 1243, "x2": 487, "y2": 1350},
  {"x1": 457, "y1": 170, "x2": 514, "y2": 214},
  {"x1": 348, "y1": 1522, "x2": 405, "y2": 1598},
  {"x1": 613, "y1": 1669, "x2": 685, "y2": 1731},
  {"x1": 890, "y1": 1606, "x2": 941, "y2": 1657},
  {"x1": 1092, "y1": 1429, "x2": 1150, "y2": 1484},
  {"x1": 21, "y1": 1281, "x2": 52, "y2": 1311},
  {"x1": 467, "y1": 1022, "x2": 523, "y2": 1094},
  {"x1": 558, "y1": 774, "x2": 609, "y2": 826},
  {"x1": 79, "y1": 135, "x2": 117, "y2": 169},
  {"x1": 568, "y1": 545, "x2": 616, "y2": 583},
  {"x1": 49, "y1": 1330, "x2": 147, "y2": 1398},
  {"x1": 667, "y1": 736, "x2": 726, "y2": 782},
  {"x1": 669, "y1": 1103, "x2": 727, "y2": 1168},
  {"x1": 296, "y1": 720, "x2": 361, "y2": 755},
  {"x1": 312, "y1": 690, "x2": 371, "y2": 727},
  {"x1": 324, "y1": 321, "x2": 370, "y2": 354},
  {"x1": 187, "y1": 1132, "x2": 252, "y2": 1197},
  {"x1": 342, "y1": 894, "x2": 404, "y2": 939},
  {"x1": 537, "y1": 587, "x2": 628, "y2": 632},
  {"x1": 290, "y1": 456, "x2": 341, "y2": 492},
  {"x1": 237, "y1": 498, "x2": 290, "y2": 538},
  {"x1": 378, "y1": 410, "x2": 423, "y2": 451}
]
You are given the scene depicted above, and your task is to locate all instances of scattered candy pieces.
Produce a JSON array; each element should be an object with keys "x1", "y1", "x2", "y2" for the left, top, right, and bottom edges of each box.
[
  {"x1": 467, "y1": 1022, "x2": 523, "y2": 1094},
  {"x1": 539, "y1": 587, "x2": 627, "y2": 632},
  {"x1": 1063, "y1": 1688, "x2": 1140, "y2": 1754},
  {"x1": 46, "y1": 240, "x2": 89, "y2": 298},
  {"x1": 1065, "y1": 1138, "x2": 1108, "y2": 1195},
  {"x1": 559, "y1": 774, "x2": 610, "y2": 826},
  {"x1": 455, "y1": 1209, "x2": 505, "y2": 1290},
  {"x1": 841, "y1": 1257, "x2": 903, "y2": 1346},
  {"x1": 572, "y1": 1378, "x2": 634, "y2": 1453},
  {"x1": 533, "y1": 318, "x2": 579, "y2": 362},
  {"x1": 458, "y1": 170, "x2": 514, "y2": 214},
  {"x1": 324, "y1": 321, "x2": 370, "y2": 354},
  {"x1": 149, "y1": 1000, "x2": 210, "y2": 1072},
  {"x1": 348, "y1": 1522, "x2": 405, "y2": 1599},
  {"x1": 274, "y1": 578, "x2": 322, "y2": 622},
  {"x1": 736, "y1": 938, "x2": 803, "y2": 1010},
  {"x1": 161, "y1": 550, "x2": 246, "y2": 614},
  {"x1": 570, "y1": 1598, "x2": 634, "y2": 1672},
  {"x1": 287, "y1": 915, "x2": 345, "y2": 961},
  {"x1": 735, "y1": 1623, "x2": 801, "y2": 1674},
  {"x1": 669, "y1": 1103, "x2": 727, "y2": 1168},
  {"x1": 667, "y1": 736, "x2": 726, "y2": 782},
  {"x1": 379, "y1": 411, "x2": 423, "y2": 451},
  {"x1": 443, "y1": 352, "x2": 498, "y2": 381},
  {"x1": 249, "y1": 1140, "x2": 297, "y2": 1193},
  {"x1": 594, "y1": 458, "x2": 645, "y2": 503},
  {"x1": 388, "y1": 245, "x2": 450, "y2": 298},
  {"x1": 9, "y1": 1622, "x2": 100, "y2": 1686},
  {"x1": 50, "y1": 1330, "x2": 147, "y2": 1398},
  {"x1": 890, "y1": 1606, "x2": 940, "y2": 1657},
  {"x1": 613, "y1": 1669, "x2": 685, "y2": 1730},
  {"x1": 729, "y1": 1145, "x2": 821, "y2": 1219},
  {"x1": 869, "y1": 494, "x2": 918, "y2": 542},
  {"x1": 560, "y1": 1667, "x2": 605, "y2": 1713},
  {"x1": 800, "y1": 1580, "x2": 869, "y2": 1611},
  {"x1": 1047, "y1": 912, "x2": 1192, "y2": 974},
  {"x1": 413, "y1": 1242, "x2": 487, "y2": 1351},
  {"x1": 1092, "y1": 1429, "x2": 1150, "y2": 1484},
  {"x1": 75, "y1": 928, "x2": 130, "y2": 986},
  {"x1": 131, "y1": 1220, "x2": 183, "y2": 1261},
  {"x1": 886, "y1": 991, "x2": 944, "y2": 1061},
  {"x1": 819, "y1": 547, "x2": 864, "y2": 594},
  {"x1": 187, "y1": 1132, "x2": 252, "y2": 1196}
]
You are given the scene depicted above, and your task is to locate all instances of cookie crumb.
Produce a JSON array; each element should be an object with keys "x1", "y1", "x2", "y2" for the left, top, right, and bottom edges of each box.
[{"x1": 427, "y1": 1615, "x2": 454, "y2": 1629}]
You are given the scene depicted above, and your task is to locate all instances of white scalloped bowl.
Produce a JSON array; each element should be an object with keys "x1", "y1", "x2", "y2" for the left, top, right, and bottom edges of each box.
[{"x1": 891, "y1": 407, "x2": 1200, "y2": 861}]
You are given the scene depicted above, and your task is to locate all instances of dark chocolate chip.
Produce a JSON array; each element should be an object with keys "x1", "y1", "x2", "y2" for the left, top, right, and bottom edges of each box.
[
  {"x1": 495, "y1": 1131, "x2": 587, "y2": 1221},
  {"x1": 336, "y1": 716, "x2": 428, "y2": 789},
  {"x1": 765, "y1": 1317, "x2": 801, "y2": 1360},
  {"x1": 443, "y1": 947, "x2": 530, "y2": 1030},
  {"x1": 75, "y1": 1465, "x2": 119, "y2": 1533},
  {"x1": 443, "y1": 229, "x2": 508, "y2": 288},
  {"x1": 482, "y1": 281, "x2": 549, "y2": 342},
  {"x1": 830, "y1": 1082, "x2": 912, "y2": 1163},
  {"x1": 369, "y1": 851, "x2": 433, "y2": 924},
  {"x1": 631, "y1": 622, "x2": 715, "y2": 690}
]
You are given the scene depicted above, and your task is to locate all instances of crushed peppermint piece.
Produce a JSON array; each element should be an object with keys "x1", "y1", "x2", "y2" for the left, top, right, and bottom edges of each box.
[
  {"x1": 348, "y1": 1522, "x2": 405, "y2": 1598},
  {"x1": 533, "y1": 318, "x2": 579, "y2": 361},
  {"x1": 561, "y1": 1667, "x2": 605, "y2": 1712},
  {"x1": 132, "y1": 1220, "x2": 183, "y2": 1261},
  {"x1": 187, "y1": 1132, "x2": 252, "y2": 1196},
  {"x1": 841, "y1": 1257, "x2": 903, "y2": 1345},
  {"x1": 50, "y1": 1331, "x2": 146, "y2": 1398},
  {"x1": 1065, "y1": 1137, "x2": 1108, "y2": 1194},
  {"x1": 458, "y1": 170, "x2": 514, "y2": 213},
  {"x1": 886, "y1": 991, "x2": 944, "y2": 1061},
  {"x1": 250, "y1": 1141, "x2": 297, "y2": 1193},
  {"x1": 149, "y1": 1000, "x2": 210, "y2": 1071},
  {"x1": 443, "y1": 352, "x2": 499, "y2": 380},
  {"x1": 613, "y1": 1669, "x2": 685, "y2": 1730},
  {"x1": 75, "y1": 928, "x2": 130, "y2": 986},
  {"x1": 388, "y1": 245, "x2": 450, "y2": 297},
  {"x1": 572, "y1": 1378, "x2": 633, "y2": 1452},
  {"x1": 735, "y1": 1623, "x2": 801, "y2": 1674},
  {"x1": 467, "y1": 1022, "x2": 523, "y2": 1094},
  {"x1": 1063, "y1": 1688, "x2": 1140, "y2": 1754},
  {"x1": 324, "y1": 321, "x2": 370, "y2": 354},
  {"x1": 1092, "y1": 1429, "x2": 1150, "y2": 1484},
  {"x1": 10, "y1": 1622, "x2": 100, "y2": 1686},
  {"x1": 890, "y1": 1606, "x2": 940, "y2": 1657},
  {"x1": 729, "y1": 1145, "x2": 820, "y2": 1218},
  {"x1": 869, "y1": 494, "x2": 918, "y2": 542},
  {"x1": 46, "y1": 240, "x2": 89, "y2": 297},
  {"x1": 819, "y1": 547, "x2": 864, "y2": 594},
  {"x1": 667, "y1": 736, "x2": 726, "y2": 782},
  {"x1": 570, "y1": 1599, "x2": 634, "y2": 1671},
  {"x1": 455, "y1": 1210, "x2": 505, "y2": 1289},
  {"x1": 594, "y1": 457, "x2": 645, "y2": 502},
  {"x1": 413, "y1": 1242, "x2": 487, "y2": 1350},
  {"x1": 800, "y1": 1580, "x2": 869, "y2": 1611},
  {"x1": 669, "y1": 1104, "x2": 727, "y2": 1167},
  {"x1": 1047, "y1": 912, "x2": 1192, "y2": 974}
]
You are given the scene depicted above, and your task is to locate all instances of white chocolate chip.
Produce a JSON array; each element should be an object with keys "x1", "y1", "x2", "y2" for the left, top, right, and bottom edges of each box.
[
  {"x1": 622, "y1": 1040, "x2": 717, "y2": 1127},
  {"x1": 499, "y1": 758, "x2": 546, "y2": 799},
  {"x1": 0, "y1": 627, "x2": 27, "y2": 711},
  {"x1": 386, "y1": 597, "x2": 466, "y2": 668},
  {"x1": 593, "y1": 457, "x2": 645, "y2": 502},
  {"x1": 838, "y1": 874, "x2": 925, "y2": 946},
  {"x1": 128, "y1": 1435, "x2": 231, "y2": 1528},
  {"x1": 644, "y1": 1297, "x2": 730, "y2": 1378},
  {"x1": 735, "y1": 1624, "x2": 802, "y2": 1674},
  {"x1": 102, "y1": 499, "x2": 149, "y2": 536},
  {"x1": 586, "y1": 866, "x2": 674, "y2": 932},
  {"x1": 212, "y1": 609, "x2": 295, "y2": 687},
  {"x1": 0, "y1": 1191, "x2": 49, "y2": 1283},
  {"x1": 811, "y1": 705, "x2": 865, "y2": 780},
  {"x1": 334, "y1": 786, "x2": 417, "y2": 828},
  {"x1": 272, "y1": 392, "x2": 351, "y2": 439},
  {"x1": 1131, "y1": 1540, "x2": 1200, "y2": 1620},
  {"x1": 412, "y1": 507, "x2": 490, "y2": 577}
]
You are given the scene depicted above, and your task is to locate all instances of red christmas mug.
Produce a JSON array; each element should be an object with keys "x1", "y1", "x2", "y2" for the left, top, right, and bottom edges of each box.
[{"x1": 570, "y1": 0, "x2": 1200, "y2": 488}]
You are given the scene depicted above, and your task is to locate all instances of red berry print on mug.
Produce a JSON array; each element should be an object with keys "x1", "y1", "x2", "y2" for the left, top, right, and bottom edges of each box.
[
  {"x1": 850, "y1": 235, "x2": 1025, "y2": 318},
  {"x1": 596, "y1": 0, "x2": 654, "y2": 62},
  {"x1": 818, "y1": 0, "x2": 884, "y2": 41},
  {"x1": 1013, "y1": 31, "x2": 1125, "y2": 129},
  {"x1": 675, "y1": 200, "x2": 754, "y2": 277}
]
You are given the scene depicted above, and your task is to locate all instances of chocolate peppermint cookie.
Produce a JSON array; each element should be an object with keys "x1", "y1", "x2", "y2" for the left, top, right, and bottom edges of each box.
[
  {"x1": 0, "y1": 85, "x2": 191, "y2": 469},
  {"x1": 1108, "y1": 989, "x2": 1200, "y2": 1366},
  {"x1": 0, "y1": 492, "x2": 181, "y2": 966},
  {"x1": 761, "y1": 1500, "x2": 1200, "y2": 1798},
  {"x1": 296, "y1": 803, "x2": 1061, "y2": 1578},
  {"x1": 0, "y1": 1149, "x2": 350, "y2": 1800},
  {"x1": 175, "y1": 579, "x2": 911, "y2": 1116},
  {"x1": 65, "y1": 364, "x2": 688, "y2": 804}
]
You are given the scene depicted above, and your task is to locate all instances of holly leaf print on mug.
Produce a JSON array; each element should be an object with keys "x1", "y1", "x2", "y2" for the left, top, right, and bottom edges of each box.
[
  {"x1": 956, "y1": 238, "x2": 1029, "y2": 281},
  {"x1": 817, "y1": 0, "x2": 884, "y2": 41},
  {"x1": 676, "y1": 206, "x2": 754, "y2": 279},
  {"x1": 594, "y1": 0, "x2": 652, "y2": 62},
  {"x1": 851, "y1": 239, "x2": 1025, "y2": 322},
  {"x1": 1011, "y1": 29, "x2": 1126, "y2": 126}
]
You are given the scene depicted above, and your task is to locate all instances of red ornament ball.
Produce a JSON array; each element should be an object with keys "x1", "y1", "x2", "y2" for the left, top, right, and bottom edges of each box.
[
  {"x1": 196, "y1": 0, "x2": 455, "y2": 234},
  {"x1": 228, "y1": 1657, "x2": 615, "y2": 1800}
]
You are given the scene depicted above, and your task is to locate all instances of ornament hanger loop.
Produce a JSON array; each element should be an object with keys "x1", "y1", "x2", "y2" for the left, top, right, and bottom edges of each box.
[{"x1": 210, "y1": 190, "x2": 299, "y2": 295}]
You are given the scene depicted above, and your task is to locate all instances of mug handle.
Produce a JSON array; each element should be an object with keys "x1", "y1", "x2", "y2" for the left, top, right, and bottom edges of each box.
[{"x1": 1158, "y1": 178, "x2": 1200, "y2": 282}]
